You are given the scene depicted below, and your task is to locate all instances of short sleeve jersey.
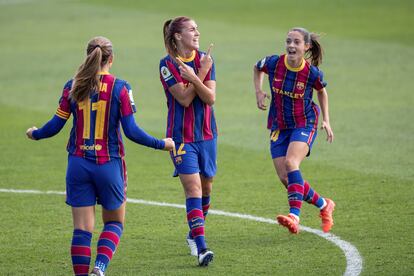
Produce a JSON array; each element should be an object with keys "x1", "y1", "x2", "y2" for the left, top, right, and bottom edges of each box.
[
  {"x1": 159, "y1": 50, "x2": 217, "y2": 143},
  {"x1": 256, "y1": 54, "x2": 327, "y2": 130},
  {"x1": 56, "y1": 73, "x2": 136, "y2": 164}
]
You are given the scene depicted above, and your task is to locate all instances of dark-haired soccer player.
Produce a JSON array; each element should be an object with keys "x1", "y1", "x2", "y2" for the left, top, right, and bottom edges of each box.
[
  {"x1": 160, "y1": 16, "x2": 216, "y2": 266},
  {"x1": 26, "y1": 36, "x2": 174, "y2": 276},
  {"x1": 253, "y1": 27, "x2": 335, "y2": 234}
]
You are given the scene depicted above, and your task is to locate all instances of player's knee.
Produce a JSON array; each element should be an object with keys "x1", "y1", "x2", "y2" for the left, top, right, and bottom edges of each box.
[
  {"x1": 184, "y1": 185, "x2": 202, "y2": 197},
  {"x1": 201, "y1": 181, "x2": 213, "y2": 195},
  {"x1": 202, "y1": 185, "x2": 212, "y2": 196},
  {"x1": 73, "y1": 222, "x2": 94, "y2": 233},
  {"x1": 284, "y1": 158, "x2": 298, "y2": 172}
]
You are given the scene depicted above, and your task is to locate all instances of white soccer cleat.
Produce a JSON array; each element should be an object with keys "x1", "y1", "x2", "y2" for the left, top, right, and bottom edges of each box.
[
  {"x1": 198, "y1": 249, "x2": 214, "y2": 266},
  {"x1": 186, "y1": 235, "x2": 198, "y2": 256},
  {"x1": 90, "y1": 267, "x2": 105, "y2": 276}
]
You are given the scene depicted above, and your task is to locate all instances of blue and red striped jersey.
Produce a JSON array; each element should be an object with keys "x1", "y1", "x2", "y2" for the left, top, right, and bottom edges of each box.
[
  {"x1": 56, "y1": 73, "x2": 136, "y2": 164},
  {"x1": 256, "y1": 54, "x2": 327, "y2": 130},
  {"x1": 159, "y1": 50, "x2": 217, "y2": 143}
]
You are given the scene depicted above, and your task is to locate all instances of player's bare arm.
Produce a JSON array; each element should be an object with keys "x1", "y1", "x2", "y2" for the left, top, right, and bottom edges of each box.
[
  {"x1": 317, "y1": 88, "x2": 334, "y2": 143},
  {"x1": 253, "y1": 65, "x2": 270, "y2": 110},
  {"x1": 176, "y1": 57, "x2": 216, "y2": 106},
  {"x1": 168, "y1": 81, "x2": 197, "y2": 108}
]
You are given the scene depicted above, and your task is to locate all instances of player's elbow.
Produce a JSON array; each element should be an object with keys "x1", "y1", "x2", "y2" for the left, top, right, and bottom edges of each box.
[
  {"x1": 123, "y1": 129, "x2": 133, "y2": 141},
  {"x1": 206, "y1": 95, "x2": 216, "y2": 106}
]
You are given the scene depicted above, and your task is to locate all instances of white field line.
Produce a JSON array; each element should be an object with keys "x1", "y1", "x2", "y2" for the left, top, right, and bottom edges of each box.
[{"x1": 1, "y1": 188, "x2": 363, "y2": 276}]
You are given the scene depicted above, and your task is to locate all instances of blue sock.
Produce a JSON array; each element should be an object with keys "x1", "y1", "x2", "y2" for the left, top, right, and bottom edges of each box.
[
  {"x1": 287, "y1": 170, "x2": 304, "y2": 217},
  {"x1": 303, "y1": 180, "x2": 325, "y2": 209},
  {"x1": 71, "y1": 229, "x2": 92, "y2": 276},
  {"x1": 95, "y1": 221, "x2": 123, "y2": 272},
  {"x1": 186, "y1": 197, "x2": 206, "y2": 254},
  {"x1": 202, "y1": 195, "x2": 211, "y2": 218},
  {"x1": 189, "y1": 195, "x2": 211, "y2": 239}
]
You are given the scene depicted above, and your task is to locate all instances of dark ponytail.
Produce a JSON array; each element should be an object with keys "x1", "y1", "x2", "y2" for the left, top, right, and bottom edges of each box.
[
  {"x1": 308, "y1": 33, "x2": 323, "y2": 67},
  {"x1": 69, "y1": 36, "x2": 113, "y2": 103},
  {"x1": 290, "y1": 27, "x2": 323, "y2": 67},
  {"x1": 163, "y1": 19, "x2": 175, "y2": 57},
  {"x1": 163, "y1": 19, "x2": 173, "y2": 43}
]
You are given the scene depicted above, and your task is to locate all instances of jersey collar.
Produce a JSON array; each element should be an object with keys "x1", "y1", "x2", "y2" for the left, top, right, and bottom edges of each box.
[
  {"x1": 178, "y1": 50, "x2": 196, "y2": 62},
  {"x1": 284, "y1": 55, "x2": 305, "y2": 72}
]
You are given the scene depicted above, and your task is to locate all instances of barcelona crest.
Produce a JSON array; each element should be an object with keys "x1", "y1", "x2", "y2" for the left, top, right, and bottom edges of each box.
[
  {"x1": 296, "y1": 82, "x2": 305, "y2": 90},
  {"x1": 175, "y1": 156, "x2": 182, "y2": 165}
]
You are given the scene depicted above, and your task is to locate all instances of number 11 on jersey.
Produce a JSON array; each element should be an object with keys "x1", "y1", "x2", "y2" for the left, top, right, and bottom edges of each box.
[{"x1": 78, "y1": 99, "x2": 107, "y2": 139}]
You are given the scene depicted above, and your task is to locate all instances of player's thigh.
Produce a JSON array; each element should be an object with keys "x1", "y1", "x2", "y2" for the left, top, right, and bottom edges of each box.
[
  {"x1": 102, "y1": 201, "x2": 126, "y2": 225},
  {"x1": 66, "y1": 155, "x2": 96, "y2": 208},
  {"x1": 72, "y1": 206, "x2": 95, "y2": 232},
  {"x1": 289, "y1": 127, "x2": 318, "y2": 156},
  {"x1": 285, "y1": 141, "x2": 309, "y2": 171}
]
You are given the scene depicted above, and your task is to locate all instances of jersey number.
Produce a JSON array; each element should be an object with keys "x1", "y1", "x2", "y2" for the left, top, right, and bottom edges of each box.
[
  {"x1": 270, "y1": 130, "x2": 280, "y2": 142},
  {"x1": 172, "y1": 143, "x2": 186, "y2": 156},
  {"x1": 78, "y1": 99, "x2": 107, "y2": 139}
]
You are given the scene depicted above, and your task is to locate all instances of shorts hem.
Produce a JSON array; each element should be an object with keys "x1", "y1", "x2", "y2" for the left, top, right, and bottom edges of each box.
[{"x1": 66, "y1": 201, "x2": 95, "y2": 208}]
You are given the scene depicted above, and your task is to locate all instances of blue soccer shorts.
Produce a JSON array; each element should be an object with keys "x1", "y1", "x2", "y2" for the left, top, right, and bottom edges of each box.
[
  {"x1": 66, "y1": 155, "x2": 126, "y2": 210},
  {"x1": 270, "y1": 126, "x2": 318, "y2": 159},
  {"x1": 170, "y1": 138, "x2": 217, "y2": 178}
]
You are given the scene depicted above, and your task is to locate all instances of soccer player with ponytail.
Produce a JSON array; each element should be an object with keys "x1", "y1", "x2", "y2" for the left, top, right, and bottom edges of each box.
[
  {"x1": 159, "y1": 16, "x2": 216, "y2": 266},
  {"x1": 26, "y1": 36, "x2": 174, "y2": 275},
  {"x1": 253, "y1": 28, "x2": 335, "y2": 234}
]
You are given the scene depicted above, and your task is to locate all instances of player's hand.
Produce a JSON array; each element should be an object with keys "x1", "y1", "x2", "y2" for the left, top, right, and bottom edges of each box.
[
  {"x1": 255, "y1": 90, "x2": 270, "y2": 110},
  {"x1": 321, "y1": 121, "x2": 334, "y2": 143},
  {"x1": 200, "y1": 43, "x2": 214, "y2": 72},
  {"x1": 175, "y1": 58, "x2": 198, "y2": 83},
  {"x1": 26, "y1": 126, "x2": 38, "y2": 140},
  {"x1": 162, "y1": 138, "x2": 175, "y2": 151}
]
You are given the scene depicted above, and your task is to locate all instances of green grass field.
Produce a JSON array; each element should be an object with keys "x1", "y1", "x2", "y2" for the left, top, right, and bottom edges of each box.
[{"x1": 1, "y1": 0, "x2": 413, "y2": 275}]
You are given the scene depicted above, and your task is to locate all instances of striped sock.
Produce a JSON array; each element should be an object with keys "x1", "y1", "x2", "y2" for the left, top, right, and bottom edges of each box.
[
  {"x1": 71, "y1": 229, "x2": 92, "y2": 276},
  {"x1": 303, "y1": 180, "x2": 326, "y2": 209},
  {"x1": 287, "y1": 170, "x2": 304, "y2": 217},
  {"x1": 202, "y1": 195, "x2": 211, "y2": 219},
  {"x1": 189, "y1": 195, "x2": 210, "y2": 239},
  {"x1": 186, "y1": 197, "x2": 206, "y2": 254},
  {"x1": 94, "y1": 221, "x2": 123, "y2": 273}
]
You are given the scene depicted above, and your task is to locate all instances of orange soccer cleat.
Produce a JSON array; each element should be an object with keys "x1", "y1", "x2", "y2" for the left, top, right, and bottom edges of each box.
[
  {"x1": 320, "y1": 198, "x2": 336, "y2": 232},
  {"x1": 276, "y1": 214, "x2": 299, "y2": 234}
]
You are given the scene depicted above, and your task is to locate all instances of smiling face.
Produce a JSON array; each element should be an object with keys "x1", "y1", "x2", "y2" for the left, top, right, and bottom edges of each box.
[
  {"x1": 285, "y1": 30, "x2": 310, "y2": 66},
  {"x1": 175, "y1": 20, "x2": 200, "y2": 52}
]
